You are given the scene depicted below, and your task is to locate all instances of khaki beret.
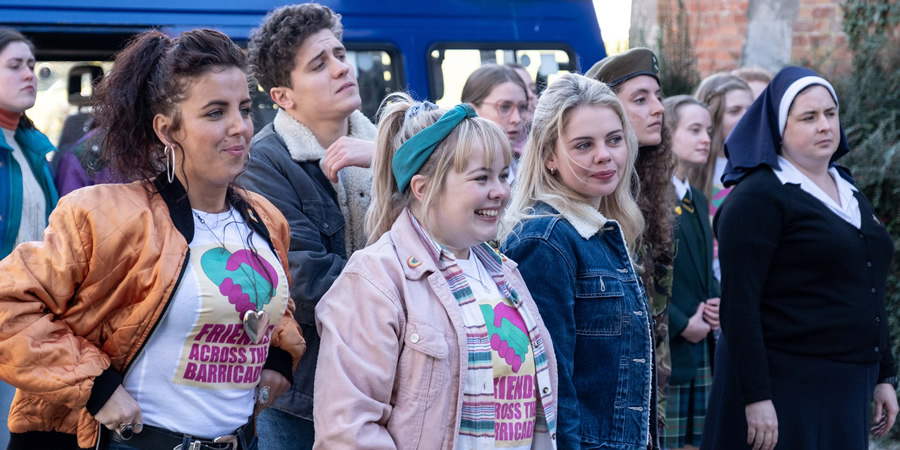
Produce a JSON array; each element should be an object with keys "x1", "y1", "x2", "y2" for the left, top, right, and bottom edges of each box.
[{"x1": 585, "y1": 47, "x2": 660, "y2": 88}]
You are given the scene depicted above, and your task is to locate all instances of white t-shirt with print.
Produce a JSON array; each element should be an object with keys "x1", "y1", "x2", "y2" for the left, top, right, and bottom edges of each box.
[
  {"x1": 456, "y1": 252, "x2": 537, "y2": 450},
  {"x1": 122, "y1": 207, "x2": 288, "y2": 437}
]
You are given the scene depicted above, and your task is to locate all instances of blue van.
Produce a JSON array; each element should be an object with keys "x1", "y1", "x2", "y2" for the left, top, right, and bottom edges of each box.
[{"x1": 2, "y1": 0, "x2": 606, "y2": 142}]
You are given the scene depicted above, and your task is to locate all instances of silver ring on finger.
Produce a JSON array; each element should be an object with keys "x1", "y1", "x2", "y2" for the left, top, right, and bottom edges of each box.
[{"x1": 256, "y1": 385, "x2": 271, "y2": 404}]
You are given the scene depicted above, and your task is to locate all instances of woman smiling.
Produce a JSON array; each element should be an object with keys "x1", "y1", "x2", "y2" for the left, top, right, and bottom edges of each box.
[
  {"x1": 314, "y1": 94, "x2": 558, "y2": 449},
  {"x1": 0, "y1": 29, "x2": 304, "y2": 450},
  {"x1": 502, "y1": 73, "x2": 651, "y2": 449}
]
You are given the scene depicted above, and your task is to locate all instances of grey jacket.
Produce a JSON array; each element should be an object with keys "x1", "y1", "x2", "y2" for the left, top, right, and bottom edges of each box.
[{"x1": 240, "y1": 109, "x2": 376, "y2": 420}]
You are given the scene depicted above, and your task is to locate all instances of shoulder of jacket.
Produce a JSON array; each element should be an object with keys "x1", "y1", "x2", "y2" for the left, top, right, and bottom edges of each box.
[
  {"x1": 60, "y1": 181, "x2": 152, "y2": 212},
  {"x1": 249, "y1": 127, "x2": 289, "y2": 159},
  {"x1": 504, "y1": 218, "x2": 580, "y2": 266},
  {"x1": 344, "y1": 236, "x2": 401, "y2": 274}
]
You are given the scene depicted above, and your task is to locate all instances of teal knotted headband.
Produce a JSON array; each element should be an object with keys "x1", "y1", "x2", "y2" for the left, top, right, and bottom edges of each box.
[{"x1": 392, "y1": 103, "x2": 478, "y2": 192}]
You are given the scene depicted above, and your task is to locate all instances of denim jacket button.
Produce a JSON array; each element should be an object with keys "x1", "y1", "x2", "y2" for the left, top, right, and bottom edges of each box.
[
  {"x1": 542, "y1": 387, "x2": 550, "y2": 394},
  {"x1": 410, "y1": 333, "x2": 420, "y2": 343}
]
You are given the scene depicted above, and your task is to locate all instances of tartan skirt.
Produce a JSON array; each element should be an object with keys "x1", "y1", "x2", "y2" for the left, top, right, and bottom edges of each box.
[{"x1": 662, "y1": 339, "x2": 712, "y2": 448}]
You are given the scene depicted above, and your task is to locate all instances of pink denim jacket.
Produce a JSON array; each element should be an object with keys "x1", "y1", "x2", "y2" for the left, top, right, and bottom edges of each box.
[{"x1": 314, "y1": 211, "x2": 559, "y2": 449}]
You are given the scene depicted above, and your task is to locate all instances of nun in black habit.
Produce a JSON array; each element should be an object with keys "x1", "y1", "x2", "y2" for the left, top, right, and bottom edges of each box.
[{"x1": 700, "y1": 66, "x2": 898, "y2": 450}]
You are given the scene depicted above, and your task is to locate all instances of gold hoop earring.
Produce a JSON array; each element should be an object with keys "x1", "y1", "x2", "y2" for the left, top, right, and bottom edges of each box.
[
  {"x1": 164, "y1": 145, "x2": 176, "y2": 184},
  {"x1": 238, "y1": 151, "x2": 252, "y2": 177}
]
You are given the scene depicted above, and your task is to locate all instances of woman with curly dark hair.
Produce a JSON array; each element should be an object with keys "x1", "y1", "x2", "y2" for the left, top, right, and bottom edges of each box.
[
  {"x1": 587, "y1": 47, "x2": 677, "y2": 449},
  {"x1": 0, "y1": 28, "x2": 305, "y2": 450}
]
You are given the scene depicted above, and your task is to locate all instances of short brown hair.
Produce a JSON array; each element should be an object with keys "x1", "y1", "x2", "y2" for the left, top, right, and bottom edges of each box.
[{"x1": 248, "y1": 3, "x2": 344, "y2": 93}]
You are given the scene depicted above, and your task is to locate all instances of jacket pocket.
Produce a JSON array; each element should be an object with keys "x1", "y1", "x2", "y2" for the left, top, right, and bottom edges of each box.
[
  {"x1": 396, "y1": 320, "x2": 449, "y2": 402},
  {"x1": 574, "y1": 275, "x2": 624, "y2": 336},
  {"x1": 301, "y1": 201, "x2": 344, "y2": 237}
]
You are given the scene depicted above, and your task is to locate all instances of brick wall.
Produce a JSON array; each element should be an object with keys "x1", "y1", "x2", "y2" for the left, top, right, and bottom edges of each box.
[
  {"x1": 641, "y1": 0, "x2": 855, "y2": 79},
  {"x1": 685, "y1": 0, "x2": 751, "y2": 75},
  {"x1": 791, "y1": 0, "x2": 852, "y2": 77}
]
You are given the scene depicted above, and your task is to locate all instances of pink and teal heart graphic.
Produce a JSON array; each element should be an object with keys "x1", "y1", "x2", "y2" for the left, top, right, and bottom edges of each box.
[
  {"x1": 480, "y1": 303, "x2": 530, "y2": 373},
  {"x1": 200, "y1": 248, "x2": 279, "y2": 316}
]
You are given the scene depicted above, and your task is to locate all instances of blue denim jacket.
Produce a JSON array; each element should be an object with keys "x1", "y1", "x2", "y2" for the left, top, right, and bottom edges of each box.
[{"x1": 502, "y1": 202, "x2": 652, "y2": 449}]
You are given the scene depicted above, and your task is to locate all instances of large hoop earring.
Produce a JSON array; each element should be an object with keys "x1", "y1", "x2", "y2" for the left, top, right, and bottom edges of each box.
[
  {"x1": 164, "y1": 145, "x2": 176, "y2": 184},
  {"x1": 238, "y1": 151, "x2": 252, "y2": 177}
]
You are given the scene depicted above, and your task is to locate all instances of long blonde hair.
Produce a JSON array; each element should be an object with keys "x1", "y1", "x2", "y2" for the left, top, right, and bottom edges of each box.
[
  {"x1": 366, "y1": 93, "x2": 512, "y2": 244},
  {"x1": 501, "y1": 73, "x2": 644, "y2": 253},
  {"x1": 689, "y1": 73, "x2": 752, "y2": 199}
]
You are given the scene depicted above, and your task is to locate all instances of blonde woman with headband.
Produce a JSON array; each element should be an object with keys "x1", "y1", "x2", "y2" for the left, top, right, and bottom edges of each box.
[
  {"x1": 313, "y1": 94, "x2": 558, "y2": 449},
  {"x1": 501, "y1": 73, "x2": 652, "y2": 449}
]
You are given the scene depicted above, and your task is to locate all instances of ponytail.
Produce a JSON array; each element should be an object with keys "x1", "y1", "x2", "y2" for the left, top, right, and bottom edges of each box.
[
  {"x1": 93, "y1": 28, "x2": 248, "y2": 183},
  {"x1": 365, "y1": 93, "x2": 417, "y2": 244},
  {"x1": 93, "y1": 31, "x2": 171, "y2": 182}
]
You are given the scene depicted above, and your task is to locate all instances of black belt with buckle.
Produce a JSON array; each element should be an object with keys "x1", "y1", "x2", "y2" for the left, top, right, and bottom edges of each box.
[{"x1": 109, "y1": 419, "x2": 255, "y2": 450}]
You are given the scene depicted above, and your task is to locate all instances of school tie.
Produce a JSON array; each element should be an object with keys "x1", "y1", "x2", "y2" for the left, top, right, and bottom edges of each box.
[{"x1": 681, "y1": 191, "x2": 695, "y2": 214}]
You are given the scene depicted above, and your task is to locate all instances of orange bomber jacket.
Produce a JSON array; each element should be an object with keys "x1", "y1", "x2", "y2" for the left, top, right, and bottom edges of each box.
[{"x1": 0, "y1": 176, "x2": 305, "y2": 448}]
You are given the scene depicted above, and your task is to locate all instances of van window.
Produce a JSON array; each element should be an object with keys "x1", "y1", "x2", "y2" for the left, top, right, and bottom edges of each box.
[
  {"x1": 427, "y1": 46, "x2": 575, "y2": 108},
  {"x1": 30, "y1": 61, "x2": 112, "y2": 147},
  {"x1": 29, "y1": 46, "x2": 402, "y2": 149}
]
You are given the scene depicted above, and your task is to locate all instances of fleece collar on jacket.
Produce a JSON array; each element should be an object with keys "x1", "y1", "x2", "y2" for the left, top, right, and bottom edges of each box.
[
  {"x1": 273, "y1": 108, "x2": 376, "y2": 163},
  {"x1": 272, "y1": 108, "x2": 377, "y2": 255},
  {"x1": 544, "y1": 198, "x2": 612, "y2": 240}
]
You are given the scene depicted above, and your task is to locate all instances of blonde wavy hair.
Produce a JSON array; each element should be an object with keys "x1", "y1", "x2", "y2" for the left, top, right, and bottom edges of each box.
[
  {"x1": 501, "y1": 73, "x2": 644, "y2": 253},
  {"x1": 365, "y1": 93, "x2": 512, "y2": 244}
]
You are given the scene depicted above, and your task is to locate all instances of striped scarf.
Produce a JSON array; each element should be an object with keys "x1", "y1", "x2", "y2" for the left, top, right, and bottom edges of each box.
[{"x1": 407, "y1": 211, "x2": 557, "y2": 448}]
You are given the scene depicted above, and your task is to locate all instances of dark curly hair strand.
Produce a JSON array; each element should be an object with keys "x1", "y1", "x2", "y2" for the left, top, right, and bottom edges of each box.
[{"x1": 92, "y1": 28, "x2": 249, "y2": 184}]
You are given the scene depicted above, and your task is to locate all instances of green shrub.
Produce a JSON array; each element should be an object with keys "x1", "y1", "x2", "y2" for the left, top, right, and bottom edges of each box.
[
  {"x1": 835, "y1": 0, "x2": 900, "y2": 443},
  {"x1": 656, "y1": 0, "x2": 699, "y2": 96}
]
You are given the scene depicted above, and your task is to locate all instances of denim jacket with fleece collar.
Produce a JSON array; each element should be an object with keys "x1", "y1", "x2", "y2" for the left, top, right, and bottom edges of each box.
[
  {"x1": 502, "y1": 201, "x2": 653, "y2": 449},
  {"x1": 0, "y1": 124, "x2": 58, "y2": 258}
]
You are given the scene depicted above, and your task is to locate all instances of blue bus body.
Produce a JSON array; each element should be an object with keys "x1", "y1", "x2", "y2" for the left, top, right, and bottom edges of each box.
[{"x1": 1, "y1": 0, "x2": 607, "y2": 100}]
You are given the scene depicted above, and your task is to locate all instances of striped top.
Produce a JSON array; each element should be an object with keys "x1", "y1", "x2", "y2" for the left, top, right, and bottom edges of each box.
[{"x1": 407, "y1": 211, "x2": 557, "y2": 448}]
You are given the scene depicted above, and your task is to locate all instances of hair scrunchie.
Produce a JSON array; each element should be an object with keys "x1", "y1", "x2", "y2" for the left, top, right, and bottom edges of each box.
[
  {"x1": 392, "y1": 103, "x2": 477, "y2": 192},
  {"x1": 404, "y1": 101, "x2": 438, "y2": 123}
]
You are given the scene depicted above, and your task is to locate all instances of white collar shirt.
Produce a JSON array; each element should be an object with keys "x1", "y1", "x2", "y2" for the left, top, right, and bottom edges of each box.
[
  {"x1": 773, "y1": 155, "x2": 861, "y2": 229},
  {"x1": 672, "y1": 175, "x2": 691, "y2": 201}
]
